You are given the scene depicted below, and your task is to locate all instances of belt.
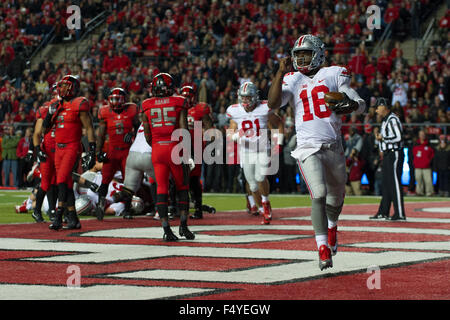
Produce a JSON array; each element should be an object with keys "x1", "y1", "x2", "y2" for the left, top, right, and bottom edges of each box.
[
  {"x1": 156, "y1": 141, "x2": 174, "y2": 145},
  {"x1": 320, "y1": 142, "x2": 339, "y2": 151},
  {"x1": 57, "y1": 143, "x2": 67, "y2": 148},
  {"x1": 113, "y1": 146, "x2": 129, "y2": 151}
]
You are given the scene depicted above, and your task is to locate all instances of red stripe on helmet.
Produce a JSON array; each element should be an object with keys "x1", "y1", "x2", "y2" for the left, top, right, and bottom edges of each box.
[{"x1": 298, "y1": 36, "x2": 305, "y2": 46}]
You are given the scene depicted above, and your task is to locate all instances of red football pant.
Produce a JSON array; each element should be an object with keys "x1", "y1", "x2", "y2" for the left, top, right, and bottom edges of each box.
[
  {"x1": 40, "y1": 149, "x2": 56, "y2": 191},
  {"x1": 152, "y1": 143, "x2": 188, "y2": 195},
  {"x1": 190, "y1": 163, "x2": 202, "y2": 177},
  {"x1": 101, "y1": 149, "x2": 128, "y2": 184},
  {"x1": 55, "y1": 142, "x2": 80, "y2": 187}
]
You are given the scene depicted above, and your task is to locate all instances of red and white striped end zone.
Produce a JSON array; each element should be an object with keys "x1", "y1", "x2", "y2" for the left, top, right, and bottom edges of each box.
[{"x1": 0, "y1": 201, "x2": 449, "y2": 300}]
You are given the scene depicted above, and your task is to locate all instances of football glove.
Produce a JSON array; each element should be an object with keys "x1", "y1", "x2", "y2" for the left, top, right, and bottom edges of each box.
[
  {"x1": 123, "y1": 132, "x2": 134, "y2": 144},
  {"x1": 328, "y1": 92, "x2": 359, "y2": 115},
  {"x1": 36, "y1": 146, "x2": 47, "y2": 163},
  {"x1": 96, "y1": 151, "x2": 108, "y2": 163},
  {"x1": 25, "y1": 150, "x2": 34, "y2": 163}
]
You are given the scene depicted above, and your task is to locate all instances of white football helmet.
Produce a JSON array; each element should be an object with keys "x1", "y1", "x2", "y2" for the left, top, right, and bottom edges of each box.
[
  {"x1": 131, "y1": 196, "x2": 144, "y2": 215},
  {"x1": 237, "y1": 82, "x2": 259, "y2": 112},
  {"x1": 291, "y1": 34, "x2": 325, "y2": 74},
  {"x1": 76, "y1": 195, "x2": 94, "y2": 216}
]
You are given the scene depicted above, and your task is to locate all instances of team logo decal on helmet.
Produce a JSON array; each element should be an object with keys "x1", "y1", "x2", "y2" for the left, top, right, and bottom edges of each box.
[
  {"x1": 50, "y1": 82, "x2": 59, "y2": 97},
  {"x1": 291, "y1": 34, "x2": 325, "y2": 74},
  {"x1": 238, "y1": 82, "x2": 259, "y2": 112},
  {"x1": 180, "y1": 85, "x2": 195, "y2": 106},
  {"x1": 57, "y1": 75, "x2": 80, "y2": 99},
  {"x1": 108, "y1": 88, "x2": 127, "y2": 112},
  {"x1": 151, "y1": 73, "x2": 174, "y2": 97}
]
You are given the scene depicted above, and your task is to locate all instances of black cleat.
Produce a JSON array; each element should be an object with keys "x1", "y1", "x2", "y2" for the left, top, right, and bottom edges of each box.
[
  {"x1": 190, "y1": 210, "x2": 203, "y2": 219},
  {"x1": 369, "y1": 212, "x2": 387, "y2": 219},
  {"x1": 32, "y1": 210, "x2": 44, "y2": 223},
  {"x1": 179, "y1": 225, "x2": 195, "y2": 240},
  {"x1": 387, "y1": 216, "x2": 406, "y2": 221},
  {"x1": 49, "y1": 209, "x2": 63, "y2": 230},
  {"x1": 201, "y1": 204, "x2": 216, "y2": 214},
  {"x1": 64, "y1": 211, "x2": 81, "y2": 230},
  {"x1": 49, "y1": 220, "x2": 62, "y2": 230},
  {"x1": 163, "y1": 228, "x2": 179, "y2": 242}
]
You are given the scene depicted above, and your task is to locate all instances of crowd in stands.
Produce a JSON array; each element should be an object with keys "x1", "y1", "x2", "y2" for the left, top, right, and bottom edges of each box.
[{"x1": 0, "y1": 0, "x2": 448, "y2": 196}]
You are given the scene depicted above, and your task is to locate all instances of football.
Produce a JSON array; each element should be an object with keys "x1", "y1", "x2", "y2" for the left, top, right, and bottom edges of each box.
[{"x1": 324, "y1": 92, "x2": 345, "y2": 106}]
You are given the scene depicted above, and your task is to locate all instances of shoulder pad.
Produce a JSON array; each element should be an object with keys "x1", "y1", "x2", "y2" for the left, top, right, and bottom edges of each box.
[
  {"x1": 75, "y1": 97, "x2": 90, "y2": 111},
  {"x1": 141, "y1": 98, "x2": 154, "y2": 112}
]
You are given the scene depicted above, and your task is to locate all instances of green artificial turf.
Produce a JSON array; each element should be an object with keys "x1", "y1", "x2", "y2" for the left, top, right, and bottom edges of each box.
[{"x1": 0, "y1": 190, "x2": 447, "y2": 224}]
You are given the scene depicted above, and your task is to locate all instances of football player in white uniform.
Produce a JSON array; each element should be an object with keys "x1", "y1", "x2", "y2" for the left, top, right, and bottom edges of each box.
[
  {"x1": 111, "y1": 122, "x2": 156, "y2": 218},
  {"x1": 227, "y1": 82, "x2": 283, "y2": 225},
  {"x1": 268, "y1": 34, "x2": 366, "y2": 270},
  {"x1": 73, "y1": 163, "x2": 128, "y2": 217}
]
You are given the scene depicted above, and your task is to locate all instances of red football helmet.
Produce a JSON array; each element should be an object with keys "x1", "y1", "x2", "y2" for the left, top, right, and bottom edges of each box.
[
  {"x1": 151, "y1": 73, "x2": 174, "y2": 97},
  {"x1": 108, "y1": 88, "x2": 127, "y2": 112},
  {"x1": 180, "y1": 85, "x2": 195, "y2": 106},
  {"x1": 57, "y1": 75, "x2": 80, "y2": 99}
]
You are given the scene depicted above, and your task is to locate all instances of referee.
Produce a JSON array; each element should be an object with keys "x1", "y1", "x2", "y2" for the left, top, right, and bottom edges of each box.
[{"x1": 370, "y1": 98, "x2": 406, "y2": 221}]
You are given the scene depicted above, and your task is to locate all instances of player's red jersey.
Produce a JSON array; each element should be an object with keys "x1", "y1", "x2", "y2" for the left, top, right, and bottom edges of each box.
[
  {"x1": 142, "y1": 95, "x2": 187, "y2": 144},
  {"x1": 187, "y1": 103, "x2": 211, "y2": 176},
  {"x1": 187, "y1": 102, "x2": 211, "y2": 131},
  {"x1": 98, "y1": 102, "x2": 138, "y2": 151},
  {"x1": 36, "y1": 98, "x2": 58, "y2": 191},
  {"x1": 36, "y1": 98, "x2": 57, "y2": 152},
  {"x1": 54, "y1": 97, "x2": 90, "y2": 144}
]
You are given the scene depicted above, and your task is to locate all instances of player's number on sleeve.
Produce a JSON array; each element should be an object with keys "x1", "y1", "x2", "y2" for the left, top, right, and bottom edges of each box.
[
  {"x1": 300, "y1": 85, "x2": 331, "y2": 121},
  {"x1": 241, "y1": 119, "x2": 260, "y2": 137},
  {"x1": 151, "y1": 107, "x2": 176, "y2": 127}
]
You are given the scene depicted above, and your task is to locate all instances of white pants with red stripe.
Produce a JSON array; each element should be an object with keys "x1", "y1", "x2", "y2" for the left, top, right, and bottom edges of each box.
[
  {"x1": 241, "y1": 150, "x2": 270, "y2": 192},
  {"x1": 296, "y1": 146, "x2": 346, "y2": 208}
]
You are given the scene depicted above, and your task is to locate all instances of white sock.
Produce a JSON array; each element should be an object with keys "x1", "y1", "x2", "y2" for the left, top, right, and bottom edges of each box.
[
  {"x1": 261, "y1": 195, "x2": 268, "y2": 202},
  {"x1": 328, "y1": 219, "x2": 337, "y2": 229},
  {"x1": 259, "y1": 206, "x2": 264, "y2": 213},
  {"x1": 248, "y1": 195, "x2": 255, "y2": 207},
  {"x1": 315, "y1": 234, "x2": 328, "y2": 249},
  {"x1": 26, "y1": 198, "x2": 33, "y2": 210}
]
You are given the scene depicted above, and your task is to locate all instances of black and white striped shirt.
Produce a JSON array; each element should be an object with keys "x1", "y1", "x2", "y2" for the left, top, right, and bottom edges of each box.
[{"x1": 380, "y1": 112, "x2": 403, "y2": 152}]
